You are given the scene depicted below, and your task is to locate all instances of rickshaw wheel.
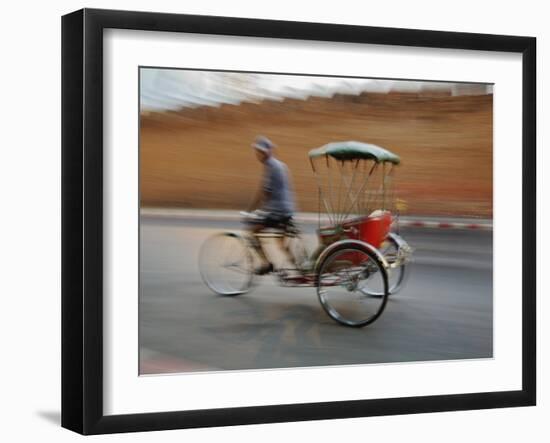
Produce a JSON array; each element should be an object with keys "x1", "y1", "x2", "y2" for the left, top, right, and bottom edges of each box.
[
  {"x1": 316, "y1": 243, "x2": 389, "y2": 327},
  {"x1": 361, "y1": 233, "x2": 407, "y2": 297},
  {"x1": 199, "y1": 232, "x2": 254, "y2": 296}
]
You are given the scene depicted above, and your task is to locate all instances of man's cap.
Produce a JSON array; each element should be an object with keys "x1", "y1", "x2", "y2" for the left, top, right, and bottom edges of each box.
[{"x1": 251, "y1": 136, "x2": 276, "y2": 153}]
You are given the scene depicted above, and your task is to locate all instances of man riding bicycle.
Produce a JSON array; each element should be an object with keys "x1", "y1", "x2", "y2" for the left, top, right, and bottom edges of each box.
[{"x1": 245, "y1": 136, "x2": 296, "y2": 275}]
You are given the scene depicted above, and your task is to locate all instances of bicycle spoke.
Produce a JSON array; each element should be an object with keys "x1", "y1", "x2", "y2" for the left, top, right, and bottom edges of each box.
[{"x1": 317, "y1": 247, "x2": 388, "y2": 327}]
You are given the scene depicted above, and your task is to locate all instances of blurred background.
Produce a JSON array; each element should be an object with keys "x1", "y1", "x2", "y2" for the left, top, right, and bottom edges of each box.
[{"x1": 140, "y1": 69, "x2": 492, "y2": 218}]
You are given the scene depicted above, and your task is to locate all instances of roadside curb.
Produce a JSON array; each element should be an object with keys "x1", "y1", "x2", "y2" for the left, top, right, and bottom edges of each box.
[
  {"x1": 140, "y1": 208, "x2": 492, "y2": 231},
  {"x1": 397, "y1": 220, "x2": 492, "y2": 231}
]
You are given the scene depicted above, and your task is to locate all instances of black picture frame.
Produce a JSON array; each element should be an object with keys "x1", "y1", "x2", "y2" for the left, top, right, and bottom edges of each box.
[{"x1": 61, "y1": 8, "x2": 536, "y2": 435}]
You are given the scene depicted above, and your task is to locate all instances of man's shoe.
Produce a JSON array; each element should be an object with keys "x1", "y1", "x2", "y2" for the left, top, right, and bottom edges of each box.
[{"x1": 254, "y1": 263, "x2": 274, "y2": 275}]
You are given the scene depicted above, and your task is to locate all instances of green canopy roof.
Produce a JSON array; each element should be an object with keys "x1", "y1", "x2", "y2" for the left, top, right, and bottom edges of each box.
[{"x1": 308, "y1": 141, "x2": 400, "y2": 164}]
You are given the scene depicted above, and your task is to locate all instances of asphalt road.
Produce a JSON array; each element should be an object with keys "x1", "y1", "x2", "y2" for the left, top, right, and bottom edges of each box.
[{"x1": 139, "y1": 216, "x2": 493, "y2": 374}]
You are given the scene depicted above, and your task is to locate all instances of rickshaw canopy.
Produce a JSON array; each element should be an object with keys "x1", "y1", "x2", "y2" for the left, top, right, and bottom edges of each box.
[{"x1": 308, "y1": 141, "x2": 400, "y2": 165}]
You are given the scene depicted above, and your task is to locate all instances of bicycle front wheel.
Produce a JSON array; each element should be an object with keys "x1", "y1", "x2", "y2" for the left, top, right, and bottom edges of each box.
[
  {"x1": 199, "y1": 232, "x2": 254, "y2": 296},
  {"x1": 317, "y1": 244, "x2": 389, "y2": 327}
]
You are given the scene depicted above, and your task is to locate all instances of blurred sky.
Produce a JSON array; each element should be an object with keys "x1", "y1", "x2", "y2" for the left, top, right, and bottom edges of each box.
[{"x1": 140, "y1": 69, "x2": 492, "y2": 112}]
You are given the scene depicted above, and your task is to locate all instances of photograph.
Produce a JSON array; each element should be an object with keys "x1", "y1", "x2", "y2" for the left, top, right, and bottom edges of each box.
[
  {"x1": 0, "y1": 0, "x2": 543, "y2": 438},
  {"x1": 56, "y1": 3, "x2": 538, "y2": 437},
  {"x1": 138, "y1": 68, "x2": 494, "y2": 375}
]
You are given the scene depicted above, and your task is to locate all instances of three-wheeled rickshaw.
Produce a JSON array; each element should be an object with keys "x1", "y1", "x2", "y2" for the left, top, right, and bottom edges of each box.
[{"x1": 199, "y1": 141, "x2": 413, "y2": 327}]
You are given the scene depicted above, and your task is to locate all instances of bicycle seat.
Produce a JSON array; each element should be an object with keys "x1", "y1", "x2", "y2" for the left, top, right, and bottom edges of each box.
[{"x1": 283, "y1": 218, "x2": 300, "y2": 235}]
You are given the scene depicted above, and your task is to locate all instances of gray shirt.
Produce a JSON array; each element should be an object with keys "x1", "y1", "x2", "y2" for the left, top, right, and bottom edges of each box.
[{"x1": 262, "y1": 156, "x2": 295, "y2": 215}]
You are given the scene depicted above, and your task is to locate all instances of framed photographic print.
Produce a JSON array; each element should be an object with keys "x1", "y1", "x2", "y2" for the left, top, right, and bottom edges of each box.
[{"x1": 61, "y1": 8, "x2": 536, "y2": 435}]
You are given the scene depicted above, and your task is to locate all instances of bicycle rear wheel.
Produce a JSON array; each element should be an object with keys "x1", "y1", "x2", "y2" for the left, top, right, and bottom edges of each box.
[
  {"x1": 361, "y1": 234, "x2": 406, "y2": 297},
  {"x1": 199, "y1": 232, "x2": 254, "y2": 296},
  {"x1": 317, "y1": 244, "x2": 388, "y2": 327}
]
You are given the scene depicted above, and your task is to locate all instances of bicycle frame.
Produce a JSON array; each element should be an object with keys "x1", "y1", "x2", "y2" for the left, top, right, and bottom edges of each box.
[{"x1": 241, "y1": 227, "x2": 314, "y2": 285}]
